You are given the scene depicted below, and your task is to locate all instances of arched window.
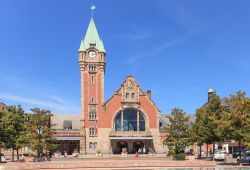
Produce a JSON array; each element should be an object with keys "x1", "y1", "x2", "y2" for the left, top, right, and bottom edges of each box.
[{"x1": 114, "y1": 108, "x2": 145, "y2": 131}]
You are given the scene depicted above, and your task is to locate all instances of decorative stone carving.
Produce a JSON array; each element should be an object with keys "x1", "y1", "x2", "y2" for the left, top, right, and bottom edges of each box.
[{"x1": 122, "y1": 77, "x2": 139, "y2": 103}]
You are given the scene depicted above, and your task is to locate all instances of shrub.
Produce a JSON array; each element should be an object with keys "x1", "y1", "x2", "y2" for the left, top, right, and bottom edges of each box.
[{"x1": 173, "y1": 153, "x2": 185, "y2": 160}]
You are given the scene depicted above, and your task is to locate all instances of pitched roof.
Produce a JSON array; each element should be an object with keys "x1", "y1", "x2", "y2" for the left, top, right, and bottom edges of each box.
[
  {"x1": 51, "y1": 114, "x2": 81, "y2": 130},
  {"x1": 79, "y1": 17, "x2": 105, "y2": 53}
]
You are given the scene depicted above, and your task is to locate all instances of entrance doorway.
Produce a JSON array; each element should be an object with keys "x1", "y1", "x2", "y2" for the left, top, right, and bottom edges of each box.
[
  {"x1": 133, "y1": 141, "x2": 144, "y2": 153},
  {"x1": 116, "y1": 141, "x2": 128, "y2": 154},
  {"x1": 110, "y1": 139, "x2": 153, "y2": 154},
  {"x1": 57, "y1": 140, "x2": 80, "y2": 155}
]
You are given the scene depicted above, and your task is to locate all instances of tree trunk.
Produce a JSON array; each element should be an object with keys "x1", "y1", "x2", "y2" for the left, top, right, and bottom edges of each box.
[
  {"x1": 212, "y1": 143, "x2": 215, "y2": 161},
  {"x1": 206, "y1": 144, "x2": 208, "y2": 157},
  {"x1": 17, "y1": 149, "x2": 19, "y2": 161},
  {"x1": 239, "y1": 140, "x2": 242, "y2": 160},
  {"x1": 199, "y1": 145, "x2": 202, "y2": 159},
  {"x1": 0, "y1": 147, "x2": 2, "y2": 162},
  {"x1": 12, "y1": 148, "x2": 14, "y2": 162}
]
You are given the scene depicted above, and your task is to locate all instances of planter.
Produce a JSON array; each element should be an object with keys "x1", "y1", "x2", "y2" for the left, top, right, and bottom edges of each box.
[
  {"x1": 96, "y1": 153, "x2": 102, "y2": 157},
  {"x1": 121, "y1": 152, "x2": 127, "y2": 156}
]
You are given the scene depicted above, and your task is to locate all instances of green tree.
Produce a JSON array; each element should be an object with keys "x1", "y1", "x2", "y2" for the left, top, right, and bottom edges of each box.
[
  {"x1": 28, "y1": 108, "x2": 55, "y2": 158},
  {"x1": 190, "y1": 93, "x2": 226, "y2": 158},
  {"x1": 189, "y1": 107, "x2": 207, "y2": 158},
  {"x1": 1, "y1": 105, "x2": 28, "y2": 161},
  {"x1": 223, "y1": 91, "x2": 250, "y2": 159},
  {"x1": 203, "y1": 94, "x2": 223, "y2": 146},
  {"x1": 0, "y1": 110, "x2": 4, "y2": 162},
  {"x1": 165, "y1": 108, "x2": 189, "y2": 160},
  {"x1": 244, "y1": 99, "x2": 250, "y2": 148}
]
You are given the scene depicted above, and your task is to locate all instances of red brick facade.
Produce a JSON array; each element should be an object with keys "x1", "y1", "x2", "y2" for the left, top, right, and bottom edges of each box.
[{"x1": 76, "y1": 17, "x2": 165, "y2": 154}]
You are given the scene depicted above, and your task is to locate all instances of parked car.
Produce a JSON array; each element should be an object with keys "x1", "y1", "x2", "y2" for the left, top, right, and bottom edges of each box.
[
  {"x1": 233, "y1": 149, "x2": 246, "y2": 158},
  {"x1": 214, "y1": 150, "x2": 226, "y2": 161},
  {"x1": 0, "y1": 153, "x2": 7, "y2": 163},
  {"x1": 238, "y1": 151, "x2": 250, "y2": 165}
]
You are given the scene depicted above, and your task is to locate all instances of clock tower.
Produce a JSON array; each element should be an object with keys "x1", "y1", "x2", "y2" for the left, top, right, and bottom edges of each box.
[{"x1": 78, "y1": 17, "x2": 106, "y2": 154}]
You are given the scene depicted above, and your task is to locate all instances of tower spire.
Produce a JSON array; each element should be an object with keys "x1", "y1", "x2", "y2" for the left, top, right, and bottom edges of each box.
[{"x1": 78, "y1": 11, "x2": 105, "y2": 53}]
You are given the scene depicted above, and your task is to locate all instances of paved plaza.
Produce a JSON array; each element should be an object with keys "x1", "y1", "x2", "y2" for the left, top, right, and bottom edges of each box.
[{"x1": 1, "y1": 154, "x2": 250, "y2": 170}]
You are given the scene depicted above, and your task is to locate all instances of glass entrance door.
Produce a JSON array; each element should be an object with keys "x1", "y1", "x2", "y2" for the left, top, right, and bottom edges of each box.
[
  {"x1": 116, "y1": 141, "x2": 128, "y2": 154},
  {"x1": 133, "y1": 141, "x2": 144, "y2": 154}
]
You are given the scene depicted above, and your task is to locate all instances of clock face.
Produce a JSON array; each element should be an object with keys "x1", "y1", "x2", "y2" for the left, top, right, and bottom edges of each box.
[{"x1": 88, "y1": 51, "x2": 96, "y2": 58}]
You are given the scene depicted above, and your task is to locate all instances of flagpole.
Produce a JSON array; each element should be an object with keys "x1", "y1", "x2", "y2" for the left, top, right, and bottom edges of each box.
[{"x1": 91, "y1": 4, "x2": 96, "y2": 18}]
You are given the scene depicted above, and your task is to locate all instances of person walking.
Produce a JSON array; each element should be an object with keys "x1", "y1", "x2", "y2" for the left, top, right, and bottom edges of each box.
[
  {"x1": 143, "y1": 147, "x2": 146, "y2": 154},
  {"x1": 134, "y1": 151, "x2": 139, "y2": 157}
]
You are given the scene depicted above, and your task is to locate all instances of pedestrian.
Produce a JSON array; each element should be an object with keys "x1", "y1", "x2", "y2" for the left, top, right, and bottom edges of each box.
[
  {"x1": 21, "y1": 154, "x2": 26, "y2": 161},
  {"x1": 134, "y1": 151, "x2": 139, "y2": 157},
  {"x1": 209, "y1": 149, "x2": 212, "y2": 157},
  {"x1": 64, "y1": 151, "x2": 67, "y2": 157},
  {"x1": 143, "y1": 147, "x2": 146, "y2": 154},
  {"x1": 138, "y1": 148, "x2": 141, "y2": 154}
]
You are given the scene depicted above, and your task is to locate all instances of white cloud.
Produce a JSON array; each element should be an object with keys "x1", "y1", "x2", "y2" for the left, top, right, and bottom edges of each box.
[
  {"x1": 126, "y1": 24, "x2": 208, "y2": 66},
  {"x1": 0, "y1": 74, "x2": 80, "y2": 114},
  {"x1": 120, "y1": 31, "x2": 153, "y2": 42},
  {"x1": 0, "y1": 93, "x2": 80, "y2": 114}
]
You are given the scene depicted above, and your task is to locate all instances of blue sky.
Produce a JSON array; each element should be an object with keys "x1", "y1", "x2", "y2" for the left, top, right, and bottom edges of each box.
[{"x1": 0, "y1": 0, "x2": 250, "y2": 114}]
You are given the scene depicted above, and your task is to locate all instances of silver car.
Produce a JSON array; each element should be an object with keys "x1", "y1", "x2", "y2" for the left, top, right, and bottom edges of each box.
[{"x1": 214, "y1": 150, "x2": 226, "y2": 161}]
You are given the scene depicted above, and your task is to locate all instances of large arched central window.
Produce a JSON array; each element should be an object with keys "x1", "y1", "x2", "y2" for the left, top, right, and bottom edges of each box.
[{"x1": 114, "y1": 108, "x2": 145, "y2": 131}]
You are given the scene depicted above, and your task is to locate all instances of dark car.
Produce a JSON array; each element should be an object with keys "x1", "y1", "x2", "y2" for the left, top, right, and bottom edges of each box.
[
  {"x1": 233, "y1": 149, "x2": 246, "y2": 158},
  {"x1": 238, "y1": 152, "x2": 250, "y2": 165}
]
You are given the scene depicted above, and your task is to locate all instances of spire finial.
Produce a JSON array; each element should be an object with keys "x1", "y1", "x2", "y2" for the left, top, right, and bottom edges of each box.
[{"x1": 91, "y1": 4, "x2": 96, "y2": 17}]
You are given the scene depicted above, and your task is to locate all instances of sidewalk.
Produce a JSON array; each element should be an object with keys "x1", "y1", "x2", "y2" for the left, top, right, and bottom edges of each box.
[{"x1": 0, "y1": 156, "x2": 216, "y2": 170}]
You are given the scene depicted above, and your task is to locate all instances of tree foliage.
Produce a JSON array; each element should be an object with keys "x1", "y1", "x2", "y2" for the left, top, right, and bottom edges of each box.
[
  {"x1": 1, "y1": 105, "x2": 28, "y2": 161},
  {"x1": 165, "y1": 108, "x2": 189, "y2": 159},
  {"x1": 190, "y1": 93, "x2": 228, "y2": 158},
  {"x1": 190, "y1": 91, "x2": 250, "y2": 159},
  {"x1": 28, "y1": 108, "x2": 56, "y2": 157},
  {"x1": 222, "y1": 91, "x2": 250, "y2": 152},
  {"x1": 0, "y1": 110, "x2": 4, "y2": 147}
]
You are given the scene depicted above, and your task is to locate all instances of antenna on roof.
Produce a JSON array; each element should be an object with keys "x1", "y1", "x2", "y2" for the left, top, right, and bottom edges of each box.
[{"x1": 91, "y1": 3, "x2": 96, "y2": 17}]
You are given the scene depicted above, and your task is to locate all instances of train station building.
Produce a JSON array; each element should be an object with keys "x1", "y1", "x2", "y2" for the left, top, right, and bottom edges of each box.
[{"x1": 52, "y1": 16, "x2": 167, "y2": 154}]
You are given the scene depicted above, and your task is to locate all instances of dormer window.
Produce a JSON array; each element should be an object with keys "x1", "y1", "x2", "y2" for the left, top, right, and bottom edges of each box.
[
  {"x1": 63, "y1": 120, "x2": 72, "y2": 130},
  {"x1": 89, "y1": 43, "x2": 96, "y2": 47}
]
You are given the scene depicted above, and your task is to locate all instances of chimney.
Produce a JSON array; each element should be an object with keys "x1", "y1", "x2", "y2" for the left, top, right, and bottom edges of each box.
[{"x1": 147, "y1": 90, "x2": 151, "y2": 99}]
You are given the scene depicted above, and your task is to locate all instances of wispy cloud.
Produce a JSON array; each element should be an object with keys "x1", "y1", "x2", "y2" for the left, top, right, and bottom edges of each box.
[
  {"x1": 119, "y1": 31, "x2": 153, "y2": 42},
  {"x1": 0, "y1": 74, "x2": 80, "y2": 114},
  {"x1": 0, "y1": 93, "x2": 80, "y2": 114},
  {"x1": 126, "y1": 24, "x2": 207, "y2": 66},
  {"x1": 116, "y1": 26, "x2": 153, "y2": 42}
]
